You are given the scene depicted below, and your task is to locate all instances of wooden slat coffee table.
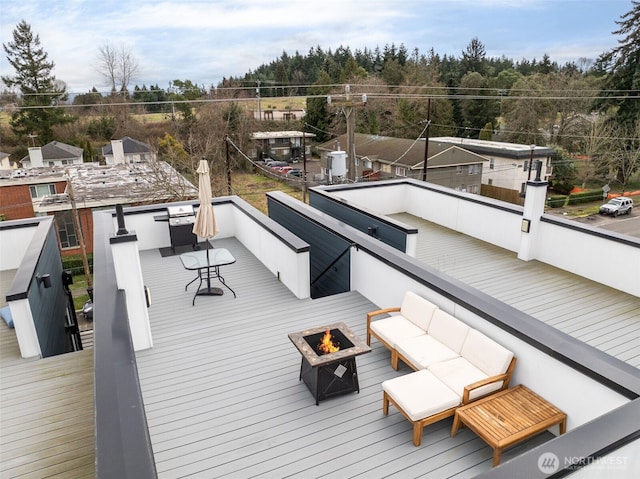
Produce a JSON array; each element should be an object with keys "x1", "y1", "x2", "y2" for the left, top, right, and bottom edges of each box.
[{"x1": 451, "y1": 384, "x2": 566, "y2": 466}]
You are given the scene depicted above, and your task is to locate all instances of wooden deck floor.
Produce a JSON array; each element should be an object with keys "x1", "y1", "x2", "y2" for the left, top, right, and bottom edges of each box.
[
  {"x1": 0, "y1": 327, "x2": 94, "y2": 479},
  {"x1": 390, "y1": 213, "x2": 640, "y2": 369},
  {"x1": 136, "y1": 237, "x2": 554, "y2": 478},
  {"x1": 1, "y1": 269, "x2": 95, "y2": 479}
]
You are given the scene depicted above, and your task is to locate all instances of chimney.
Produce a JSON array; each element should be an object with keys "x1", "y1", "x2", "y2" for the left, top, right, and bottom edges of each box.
[
  {"x1": 111, "y1": 139, "x2": 125, "y2": 164},
  {"x1": 28, "y1": 147, "x2": 44, "y2": 168}
]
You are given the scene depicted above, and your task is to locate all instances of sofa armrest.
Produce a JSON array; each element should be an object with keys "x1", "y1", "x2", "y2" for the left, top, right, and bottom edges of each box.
[
  {"x1": 461, "y1": 357, "x2": 517, "y2": 404},
  {"x1": 366, "y1": 307, "x2": 401, "y2": 328}
]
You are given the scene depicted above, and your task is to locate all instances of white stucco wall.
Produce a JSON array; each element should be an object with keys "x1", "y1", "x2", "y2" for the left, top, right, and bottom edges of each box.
[
  {"x1": 350, "y1": 246, "x2": 631, "y2": 433},
  {"x1": 0, "y1": 225, "x2": 37, "y2": 271},
  {"x1": 321, "y1": 181, "x2": 639, "y2": 297},
  {"x1": 111, "y1": 201, "x2": 310, "y2": 300}
]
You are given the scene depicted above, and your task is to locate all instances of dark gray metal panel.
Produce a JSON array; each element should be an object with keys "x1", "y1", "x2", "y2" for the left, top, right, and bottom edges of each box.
[
  {"x1": 267, "y1": 196, "x2": 349, "y2": 298},
  {"x1": 6, "y1": 217, "x2": 53, "y2": 301},
  {"x1": 5, "y1": 217, "x2": 69, "y2": 357},
  {"x1": 309, "y1": 188, "x2": 411, "y2": 252},
  {"x1": 31, "y1": 225, "x2": 68, "y2": 357}
]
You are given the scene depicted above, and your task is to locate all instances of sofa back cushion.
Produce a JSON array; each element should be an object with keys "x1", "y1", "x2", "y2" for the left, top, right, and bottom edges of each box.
[
  {"x1": 400, "y1": 291, "x2": 438, "y2": 331},
  {"x1": 460, "y1": 329, "x2": 514, "y2": 377},
  {"x1": 427, "y1": 310, "x2": 470, "y2": 354}
]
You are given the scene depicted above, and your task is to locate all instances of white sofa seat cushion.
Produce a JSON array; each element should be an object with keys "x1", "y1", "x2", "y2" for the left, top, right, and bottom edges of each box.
[
  {"x1": 382, "y1": 370, "x2": 460, "y2": 422},
  {"x1": 427, "y1": 309, "x2": 470, "y2": 354},
  {"x1": 370, "y1": 316, "x2": 426, "y2": 349},
  {"x1": 460, "y1": 329, "x2": 514, "y2": 377},
  {"x1": 396, "y1": 334, "x2": 459, "y2": 369},
  {"x1": 428, "y1": 357, "x2": 501, "y2": 401},
  {"x1": 400, "y1": 291, "x2": 439, "y2": 331}
]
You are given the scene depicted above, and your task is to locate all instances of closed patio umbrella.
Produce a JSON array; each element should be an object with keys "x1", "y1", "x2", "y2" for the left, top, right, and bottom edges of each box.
[{"x1": 192, "y1": 158, "x2": 219, "y2": 295}]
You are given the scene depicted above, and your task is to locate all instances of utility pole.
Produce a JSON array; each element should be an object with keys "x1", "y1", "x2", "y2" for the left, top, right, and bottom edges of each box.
[
  {"x1": 65, "y1": 171, "x2": 92, "y2": 288},
  {"x1": 256, "y1": 80, "x2": 261, "y2": 121},
  {"x1": 422, "y1": 97, "x2": 432, "y2": 182},
  {"x1": 224, "y1": 136, "x2": 232, "y2": 195},
  {"x1": 302, "y1": 130, "x2": 308, "y2": 203},
  {"x1": 327, "y1": 85, "x2": 367, "y2": 182}
]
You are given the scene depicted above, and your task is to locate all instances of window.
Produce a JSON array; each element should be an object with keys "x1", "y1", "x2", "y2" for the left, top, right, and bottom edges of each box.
[
  {"x1": 395, "y1": 166, "x2": 407, "y2": 177},
  {"x1": 468, "y1": 164, "x2": 481, "y2": 175},
  {"x1": 489, "y1": 158, "x2": 495, "y2": 170},
  {"x1": 55, "y1": 210, "x2": 79, "y2": 249},
  {"x1": 456, "y1": 165, "x2": 464, "y2": 175},
  {"x1": 488, "y1": 178, "x2": 493, "y2": 185},
  {"x1": 29, "y1": 184, "x2": 56, "y2": 198},
  {"x1": 524, "y1": 160, "x2": 529, "y2": 172}
]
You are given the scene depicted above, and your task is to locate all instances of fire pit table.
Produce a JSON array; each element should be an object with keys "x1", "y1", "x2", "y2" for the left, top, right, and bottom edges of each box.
[{"x1": 288, "y1": 322, "x2": 371, "y2": 405}]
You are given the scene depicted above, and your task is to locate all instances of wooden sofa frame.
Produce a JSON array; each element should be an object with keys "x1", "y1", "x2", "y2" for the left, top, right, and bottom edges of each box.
[
  {"x1": 366, "y1": 305, "x2": 404, "y2": 369},
  {"x1": 383, "y1": 357, "x2": 517, "y2": 446}
]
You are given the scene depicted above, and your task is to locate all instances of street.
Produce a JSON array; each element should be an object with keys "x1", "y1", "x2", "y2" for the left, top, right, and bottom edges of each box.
[{"x1": 573, "y1": 210, "x2": 640, "y2": 238}]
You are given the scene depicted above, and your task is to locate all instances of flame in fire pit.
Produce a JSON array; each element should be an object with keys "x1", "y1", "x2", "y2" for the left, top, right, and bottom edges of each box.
[{"x1": 317, "y1": 329, "x2": 340, "y2": 354}]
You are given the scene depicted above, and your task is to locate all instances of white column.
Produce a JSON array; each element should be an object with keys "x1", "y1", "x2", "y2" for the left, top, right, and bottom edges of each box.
[
  {"x1": 11, "y1": 299, "x2": 42, "y2": 358},
  {"x1": 518, "y1": 178, "x2": 549, "y2": 262},
  {"x1": 110, "y1": 233, "x2": 153, "y2": 350}
]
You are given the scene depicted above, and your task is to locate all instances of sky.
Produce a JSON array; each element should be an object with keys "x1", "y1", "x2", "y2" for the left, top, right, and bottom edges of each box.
[{"x1": 0, "y1": 0, "x2": 634, "y2": 94}]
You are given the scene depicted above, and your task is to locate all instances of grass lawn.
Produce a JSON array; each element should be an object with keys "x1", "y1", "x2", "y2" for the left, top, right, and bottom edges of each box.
[{"x1": 212, "y1": 170, "x2": 304, "y2": 214}]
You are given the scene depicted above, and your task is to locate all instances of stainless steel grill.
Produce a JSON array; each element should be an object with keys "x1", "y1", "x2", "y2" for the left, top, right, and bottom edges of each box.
[{"x1": 167, "y1": 205, "x2": 197, "y2": 253}]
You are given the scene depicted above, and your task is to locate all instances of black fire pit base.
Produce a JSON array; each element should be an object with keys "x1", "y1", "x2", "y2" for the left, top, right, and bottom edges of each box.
[
  {"x1": 299, "y1": 355, "x2": 360, "y2": 405},
  {"x1": 288, "y1": 322, "x2": 371, "y2": 406}
]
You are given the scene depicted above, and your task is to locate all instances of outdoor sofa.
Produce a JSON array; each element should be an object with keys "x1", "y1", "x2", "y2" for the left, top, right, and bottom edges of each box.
[{"x1": 367, "y1": 291, "x2": 517, "y2": 445}]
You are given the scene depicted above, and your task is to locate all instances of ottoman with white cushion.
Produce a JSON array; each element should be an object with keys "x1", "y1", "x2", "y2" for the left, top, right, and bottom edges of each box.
[
  {"x1": 381, "y1": 323, "x2": 516, "y2": 445},
  {"x1": 383, "y1": 370, "x2": 460, "y2": 446}
]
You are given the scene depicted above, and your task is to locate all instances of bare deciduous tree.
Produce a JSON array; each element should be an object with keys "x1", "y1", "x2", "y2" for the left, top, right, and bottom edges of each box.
[{"x1": 97, "y1": 43, "x2": 139, "y2": 93}]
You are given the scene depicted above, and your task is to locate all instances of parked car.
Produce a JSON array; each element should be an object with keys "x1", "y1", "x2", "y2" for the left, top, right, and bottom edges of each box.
[
  {"x1": 287, "y1": 169, "x2": 303, "y2": 177},
  {"x1": 82, "y1": 299, "x2": 93, "y2": 320},
  {"x1": 599, "y1": 197, "x2": 633, "y2": 216},
  {"x1": 266, "y1": 160, "x2": 288, "y2": 168}
]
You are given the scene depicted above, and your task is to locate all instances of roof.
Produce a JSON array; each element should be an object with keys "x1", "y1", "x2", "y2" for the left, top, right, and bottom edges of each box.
[
  {"x1": 20, "y1": 141, "x2": 83, "y2": 162},
  {"x1": 62, "y1": 162, "x2": 198, "y2": 206},
  {"x1": 430, "y1": 137, "x2": 556, "y2": 159},
  {"x1": 0, "y1": 165, "x2": 70, "y2": 184},
  {"x1": 0, "y1": 162, "x2": 198, "y2": 208},
  {"x1": 250, "y1": 131, "x2": 316, "y2": 140},
  {"x1": 102, "y1": 136, "x2": 153, "y2": 155},
  {"x1": 131, "y1": 237, "x2": 562, "y2": 477},
  {"x1": 318, "y1": 133, "x2": 488, "y2": 168}
]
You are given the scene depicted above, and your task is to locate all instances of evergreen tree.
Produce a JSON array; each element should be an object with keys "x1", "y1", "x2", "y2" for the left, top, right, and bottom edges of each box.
[
  {"x1": 461, "y1": 37, "x2": 487, "y2": 74},
  {"x1": 597, "y1": 1, "x2": 640, "y2": 127},
  {"x1": 2, "y1": 20, "x2": 73, "y2": 144},
  {"x1": 304, "y1": 72, "x2": 333, "y2": 143}
]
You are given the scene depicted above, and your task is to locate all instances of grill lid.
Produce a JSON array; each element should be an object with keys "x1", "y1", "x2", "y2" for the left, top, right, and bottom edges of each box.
[{"x1": 167, "y1": 205, "x2": 194, "y2": 217}]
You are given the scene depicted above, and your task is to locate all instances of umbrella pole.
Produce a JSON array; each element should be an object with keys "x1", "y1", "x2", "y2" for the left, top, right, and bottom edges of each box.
[{"x1": 206, "y1": 240, "x2": 211, "y2": 292}]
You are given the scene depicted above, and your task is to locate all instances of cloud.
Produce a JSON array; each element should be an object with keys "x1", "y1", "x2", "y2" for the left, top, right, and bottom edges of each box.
[{"x1": 0, "y1": 0, "x2": 628, "y2": 92}]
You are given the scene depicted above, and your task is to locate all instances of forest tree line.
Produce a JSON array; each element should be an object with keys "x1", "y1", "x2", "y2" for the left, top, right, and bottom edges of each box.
[{"x1": 2, "y1": 2, "x2": 639, "y2": 192}]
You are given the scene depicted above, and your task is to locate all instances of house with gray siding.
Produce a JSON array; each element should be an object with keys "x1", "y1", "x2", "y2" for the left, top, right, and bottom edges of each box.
[{"x1": 317, "y1": 133, "x2": 487, "y2": 193}]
